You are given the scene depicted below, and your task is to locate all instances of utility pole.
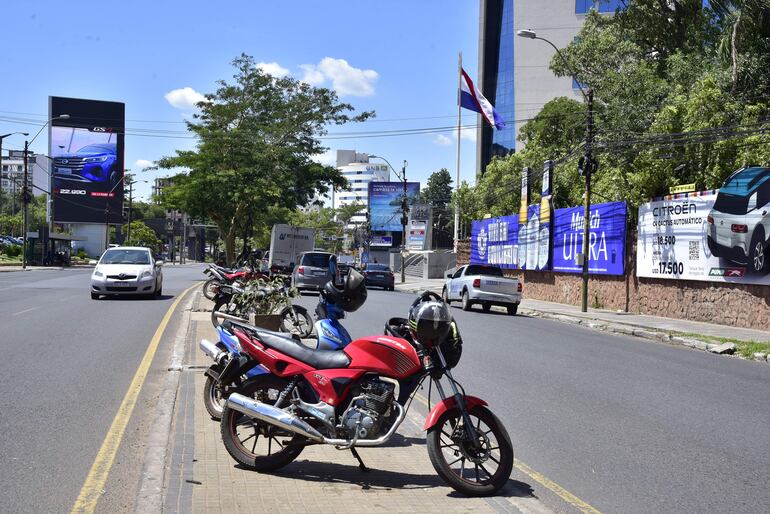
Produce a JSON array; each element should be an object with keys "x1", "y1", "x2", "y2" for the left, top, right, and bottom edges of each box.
[
  {"x1": 126, "y1": 180, "x2": 133, "y2": 243},
  {"x1": 22, "y1": 140, "x2": 30, "y2": 269},
  {"x1": 400, "y1": 161, "x2": 408, "y2": 284},
  {"x1": 580, "y1": 89, "x2": 595, "y2": 312}
]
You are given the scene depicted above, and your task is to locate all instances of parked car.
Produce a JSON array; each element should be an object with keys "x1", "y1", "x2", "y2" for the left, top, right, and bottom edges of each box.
[
  {"x1": 707, "y1": 166, "x2": 770, "y2": 273},
  {"x1": 442, "y1": 264, "x2": 522, "y2": 315},
  {"x1": 53, "y1": 143, "x2": 119, "y2": 185},
  {"x1": 90, "y1": 246, "x2": 163, "y2": 299},
  {"x1": 291, "y1": 251, "x2": 334, "y2": 292},
  {"x1": 362, "y1": 263, "x2": 395, "y2": 291}
]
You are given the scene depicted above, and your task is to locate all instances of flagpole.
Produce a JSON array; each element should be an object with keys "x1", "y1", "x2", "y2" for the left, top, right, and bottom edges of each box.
[{"x1": 454, "y1": 51, "x2": 462, "y2": 252}]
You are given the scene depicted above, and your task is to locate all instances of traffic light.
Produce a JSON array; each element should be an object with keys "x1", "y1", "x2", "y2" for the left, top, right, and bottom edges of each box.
[{"x1": 578, "y1": 155, "x2": 598, "y2": 177}]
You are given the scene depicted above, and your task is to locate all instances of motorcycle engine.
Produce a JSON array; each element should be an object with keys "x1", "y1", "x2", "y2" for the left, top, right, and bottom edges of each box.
[{"x1": 340, "y1": 377, "x2": 396, "y2": 439}]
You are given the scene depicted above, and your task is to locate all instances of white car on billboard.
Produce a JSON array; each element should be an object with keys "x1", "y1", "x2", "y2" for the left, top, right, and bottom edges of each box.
[{"x1": 707, "y1": 166, "x2": 770, "y2": 273}]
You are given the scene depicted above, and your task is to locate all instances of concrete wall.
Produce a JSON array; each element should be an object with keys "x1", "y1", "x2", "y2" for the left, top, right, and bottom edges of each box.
[
  {"x1": 71, "y1": 224, "x2": 107, "y2": 258},
  {"x1": 425, "y1": 252, "x2": 456, "y2": 279},
  {"x1": 455, "y1": 238, "x2": 770, "y2": 331}
]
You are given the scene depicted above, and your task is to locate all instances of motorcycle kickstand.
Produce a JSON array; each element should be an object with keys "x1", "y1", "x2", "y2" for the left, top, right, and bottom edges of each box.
[{"x1": 349, "y1": 447, "x2": 369, "y2": 473}]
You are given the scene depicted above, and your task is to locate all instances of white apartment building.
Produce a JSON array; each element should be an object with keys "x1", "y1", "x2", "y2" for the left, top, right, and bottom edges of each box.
[
  {"x1": 1, "y1": 153, "x2": 50, "y2": 199},
  {"x1": 334, "y1": 150, "x2": 391, "y2": 225}
]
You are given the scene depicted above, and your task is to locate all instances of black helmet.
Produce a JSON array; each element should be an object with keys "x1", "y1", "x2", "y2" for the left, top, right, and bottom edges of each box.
[
  {"x1": 408, "y1": 295, "x2": 452, "y2": 348},
  {"x1": 321, "y1": 268, "x2": 367, "y2": 312}
]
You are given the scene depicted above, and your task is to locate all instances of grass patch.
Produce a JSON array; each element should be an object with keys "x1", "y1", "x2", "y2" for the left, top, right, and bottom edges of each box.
[{"x1": 671, "y1": 331, "x2": 770, "y2": 359}]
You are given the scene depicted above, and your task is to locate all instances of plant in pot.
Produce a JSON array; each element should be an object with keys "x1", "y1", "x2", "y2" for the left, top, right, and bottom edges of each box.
[{"x1": 231, "y1": 276, "x2": 292, "y2": 331}]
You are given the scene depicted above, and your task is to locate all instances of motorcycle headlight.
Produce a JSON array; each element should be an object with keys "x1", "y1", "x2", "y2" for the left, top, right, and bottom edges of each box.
[
  {"x1": 85, "y1": 155, "x2": 110, "y2": 163},
  {"x1": 141, "y1": 269, "x2": 153, "y2": 279}
]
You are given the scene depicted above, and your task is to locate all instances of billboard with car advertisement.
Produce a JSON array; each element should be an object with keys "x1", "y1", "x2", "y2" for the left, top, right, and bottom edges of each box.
[
  {"x1": 368, "y1": 181, "x2": 420, "y2": 232},
  {"x1": 637, "y1": 167, "x2": 770, "y2": 284},
  {"x1": 50, "y1": 96, "x2": 125, "y2": 224},
  {"x1": 471, "y1": 200, "x2": 627, "y2": 275}
]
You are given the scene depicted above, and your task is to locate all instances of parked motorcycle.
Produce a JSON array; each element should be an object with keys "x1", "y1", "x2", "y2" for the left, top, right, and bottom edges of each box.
[
  {"x1": 219, "y1": 274, "x2": 514, "y2": 496},
  {"x1": 211, "y1": 282, "x2": 313, "y2": 337},
  {"x1": 202, "y1": 264, "x2": 269, "y2": 300}
]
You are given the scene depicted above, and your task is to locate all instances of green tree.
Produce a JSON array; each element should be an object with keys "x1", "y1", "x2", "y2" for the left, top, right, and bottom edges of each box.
[
  {"x1": 420, "y1": 168, "x2": 453, "y2": 236},
  {"x1": 159, "y1": 54, "x2": 371, "y2": 264},
  {"x1": 124, "y1": 221, "x2": 163, "y2": 253}
]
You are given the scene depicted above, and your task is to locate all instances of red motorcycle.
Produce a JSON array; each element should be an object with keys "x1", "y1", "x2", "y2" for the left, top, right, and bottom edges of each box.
[
  {"x1": 219, "y1": 282, "x2": 513, "y2": 496},
  {"x1": 203, "y1": 264, "x2": 269, "y2": 300}
]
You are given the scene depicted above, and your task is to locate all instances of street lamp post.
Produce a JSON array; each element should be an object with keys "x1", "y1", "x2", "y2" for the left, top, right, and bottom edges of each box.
[
  {"x1": 22, "y1": 115, "x2": 69, "y2": 269},
  {"x1": 517, "y1": 29, "x2": 595, "y2": 312},
  {"x1": 0, "y1": 132, "x2": 29, "y2": 212},
  {"x1": 369, "y1": 155, "x2": 409, "y2": 283}
]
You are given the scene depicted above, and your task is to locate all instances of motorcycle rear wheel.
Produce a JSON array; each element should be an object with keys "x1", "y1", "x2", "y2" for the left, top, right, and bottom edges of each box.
[
  {"x1": 203, "y1": 278, "x2": 221, "y2": 300},
  {"x1": 279, "y1": 305, "x2": 313, "y2": 338},
  {"x1": 427, "y1": 405, "x2": 513, "y2": 496},
  {"x1": 220, "y1": 375, "x2": 305, "y2": 472},
  {"x1": 204, "y1": 375, "x2": 225, "y2": 420}
]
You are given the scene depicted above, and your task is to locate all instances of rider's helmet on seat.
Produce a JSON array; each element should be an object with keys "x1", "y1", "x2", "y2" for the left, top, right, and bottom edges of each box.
[
  {"x1": 321, "y1": 267, "x2": 368, "y2": 313},
  {"x1": 408, "y1": 294, "x2": 452, "y2": 348},
  {"x1": 407, "y1": 292, "x2": 463, "y2": 368}
]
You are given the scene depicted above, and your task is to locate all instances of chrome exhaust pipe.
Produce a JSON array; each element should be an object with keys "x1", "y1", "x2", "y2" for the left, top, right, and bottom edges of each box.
[
  {"x1": 226, "y1": 393, "x2": 325, "y2": 443},
  {"x1": 199, "y1": 339, "x2": 228, "y2": 366}
]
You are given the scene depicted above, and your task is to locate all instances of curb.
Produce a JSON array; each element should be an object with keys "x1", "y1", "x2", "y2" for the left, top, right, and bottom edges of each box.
[{"x1": 394, "y1": 284, "x2": 769, "y2": 366}]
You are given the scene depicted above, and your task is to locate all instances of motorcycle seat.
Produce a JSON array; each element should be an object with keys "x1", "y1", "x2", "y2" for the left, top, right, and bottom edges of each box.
[{"x1": 255, "y1": 329, "x2": 351, "y2": 370}]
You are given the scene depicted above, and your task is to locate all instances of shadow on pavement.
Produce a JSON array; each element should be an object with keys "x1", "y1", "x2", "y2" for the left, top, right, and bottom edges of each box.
[{"x1": 235, "y1": 459, "x2": 536, "y2": 499}]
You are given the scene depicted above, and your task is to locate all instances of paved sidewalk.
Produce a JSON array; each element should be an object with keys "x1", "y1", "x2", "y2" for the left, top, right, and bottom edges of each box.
[
  {"x1": 394, "y1": 278, "x2": 770, "y2": 343},
  {"x1": 161, "y1": 295, "x2": 551, "y2": 513},
  {"x1": 0, "y1": 264, "x2": 94, "y2": 272}
]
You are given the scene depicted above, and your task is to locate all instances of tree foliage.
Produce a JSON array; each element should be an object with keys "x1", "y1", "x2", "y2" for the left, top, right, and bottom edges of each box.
[
  {"x1": 159, "y1": 54, "x2": 372, "y2": 263},
  {"x1": 457, "y1": 1, "x2": 770, "y2": 222},
  {"x1": 420, "y1": 168, "x2": 454, "y2": 234},
  {"x1": 125, "y1": 220, "x2": 163, "y2": 253}
]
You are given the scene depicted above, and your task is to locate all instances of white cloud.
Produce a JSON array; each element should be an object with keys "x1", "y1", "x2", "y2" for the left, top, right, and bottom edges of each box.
[
  {"x1": 433, "y1": 134, "x2": 452, "y2": 146},
  {"x1": 451, "y1": 126, "x2": 477, "y2": 143},
  {"x1": 257, "y1": 61, "x2": 289, "y2": 78},
  {"x1": 299, "y1": 64, "x2": 326, "y2": 86},
  {"x1": 164, "y1": 86, "x2": 208, "y2": 109},
  {"x1": 311, "y1": 149, "x2": 337, "y2": 167},
  {"x1": 134, "y1": 159, "x2": 154, "y2": 169},
  {"x1": 299, "y1": 58, "x2": 378, "y2": 96}
]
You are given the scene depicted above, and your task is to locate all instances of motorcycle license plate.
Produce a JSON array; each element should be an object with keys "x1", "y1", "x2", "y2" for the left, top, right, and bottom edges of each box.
[{"x1": 112, "y1": 281, "x2": 131, "y2": 288}]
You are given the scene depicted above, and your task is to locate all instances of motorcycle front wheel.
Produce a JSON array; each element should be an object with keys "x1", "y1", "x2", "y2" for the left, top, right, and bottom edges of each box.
[
  {"x1": 220, "y1": 375, "x2": 305, "y2": 471},
  {"x1": 279, "y1": 305, "x2": 313, "y2": 338},
  {"x1": 203, "y1": 278, "x2": 221, "y2": 300},
  {"x1": 427, "y1": 405, "x2": 513, "y2": 496},
  {"x1": 211, "y1": 298, "x2": 240, "y2": 327}
]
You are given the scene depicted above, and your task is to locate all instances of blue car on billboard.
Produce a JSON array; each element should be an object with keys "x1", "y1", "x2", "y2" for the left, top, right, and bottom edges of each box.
[{"x1": 53, "y1": 143, "x2": 119, "y2": 185}]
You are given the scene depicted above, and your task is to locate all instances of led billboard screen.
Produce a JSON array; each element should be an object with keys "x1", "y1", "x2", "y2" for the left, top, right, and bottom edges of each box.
[
  {"x1": 50, "y1": 96, "x2": 125, "y2": 224},
  {"x1": 368, "y1": 181, "x2": 420, "y2": 232}
]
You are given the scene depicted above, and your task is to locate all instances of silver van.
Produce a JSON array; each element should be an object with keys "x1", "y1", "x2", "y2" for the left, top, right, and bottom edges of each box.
[{"x1": 291, "y1": 251, "x2": 334, "y2": 291}]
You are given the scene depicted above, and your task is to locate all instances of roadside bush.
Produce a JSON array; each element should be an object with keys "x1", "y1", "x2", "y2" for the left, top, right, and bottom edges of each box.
[
  {"x1": 2, "y1": 244, "x2": 22, "y2": 258},
  {"x1": 76, "y1": 249, "x2": 87, "y2": 260}
]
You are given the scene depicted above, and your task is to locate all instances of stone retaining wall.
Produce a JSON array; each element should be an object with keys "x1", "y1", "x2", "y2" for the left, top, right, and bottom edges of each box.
[{"x1": 455, "y1": 238, "x2": 770, "y2": 331}]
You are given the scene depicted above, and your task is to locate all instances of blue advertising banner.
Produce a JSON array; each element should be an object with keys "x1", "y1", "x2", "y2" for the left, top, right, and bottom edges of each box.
[
  {"x1": 552, "y1": 201, "x2": 627, "y2": 275},
  {"x1": 368, "y1": 182, "x2": 420, "y2": 232},
  {"x1": 471, "y1": 201, "x2": 627, "y2": 275}
]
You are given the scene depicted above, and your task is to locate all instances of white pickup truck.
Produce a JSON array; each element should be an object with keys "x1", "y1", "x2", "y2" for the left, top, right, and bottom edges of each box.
[{"x1": 442, "y1": 264, "x2": 522, "y2": 315}]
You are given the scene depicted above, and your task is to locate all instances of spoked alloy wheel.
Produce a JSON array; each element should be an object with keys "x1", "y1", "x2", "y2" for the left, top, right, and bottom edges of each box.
[
  {"x1": 279, "y1": 305, "x2": 313, "y2": 338},
  {"x1": 203, "y1": 278, "x2": 221, "y2": 300},
  {"x1": 427, "y1": 405, "x2": 513, "y2": 496},
  {"x1": 220, "y1": 376, "x2": 305, "y2": 471}
]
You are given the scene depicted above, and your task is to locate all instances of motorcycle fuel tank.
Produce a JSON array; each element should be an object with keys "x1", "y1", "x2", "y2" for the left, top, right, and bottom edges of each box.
[{"x1": 344, "y1": 336, "x2": 421, "y2": 379}]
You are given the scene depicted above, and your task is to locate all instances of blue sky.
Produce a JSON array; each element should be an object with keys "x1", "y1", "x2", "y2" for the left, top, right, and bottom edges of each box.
[{"x1": 1, "y1": 0, "x2": 482, "y2": 201}]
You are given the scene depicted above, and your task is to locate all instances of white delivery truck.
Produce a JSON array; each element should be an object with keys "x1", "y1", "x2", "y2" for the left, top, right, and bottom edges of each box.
[{"x1": 267, "y1": 224, "x2": 316, "y2": 272}]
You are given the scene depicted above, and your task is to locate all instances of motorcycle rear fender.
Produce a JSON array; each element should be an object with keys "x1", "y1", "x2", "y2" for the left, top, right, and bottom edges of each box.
[{"x1": 423, "y1": 395, "x2": 488, "y2": 430}]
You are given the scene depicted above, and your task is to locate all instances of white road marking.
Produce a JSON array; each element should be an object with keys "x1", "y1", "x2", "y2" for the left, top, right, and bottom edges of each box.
[{"x1": 12, "y1": 307, "x2": 39, "y2": 316}]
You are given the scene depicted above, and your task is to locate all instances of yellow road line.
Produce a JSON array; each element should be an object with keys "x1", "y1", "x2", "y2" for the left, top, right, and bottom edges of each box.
[
  {"x1": 414, "y1": 393, "x2": 601, "y2": 514},
  {"x1": 71, "y1": 284, "x2": 197, "y2": 513}
]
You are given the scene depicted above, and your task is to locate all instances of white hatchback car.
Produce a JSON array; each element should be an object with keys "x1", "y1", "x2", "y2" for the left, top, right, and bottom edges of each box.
[{"x1": 91, "y1": 246, "x2": 163, "y2": 299}]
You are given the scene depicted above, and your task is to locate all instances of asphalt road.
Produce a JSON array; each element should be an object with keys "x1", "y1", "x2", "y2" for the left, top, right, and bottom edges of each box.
[
  {"x1": 0, "y1": 265, "x2": 203, "y2": 513},
  {"x1": 294, "y1": 288, "x2": 770, "y2": 513}
]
